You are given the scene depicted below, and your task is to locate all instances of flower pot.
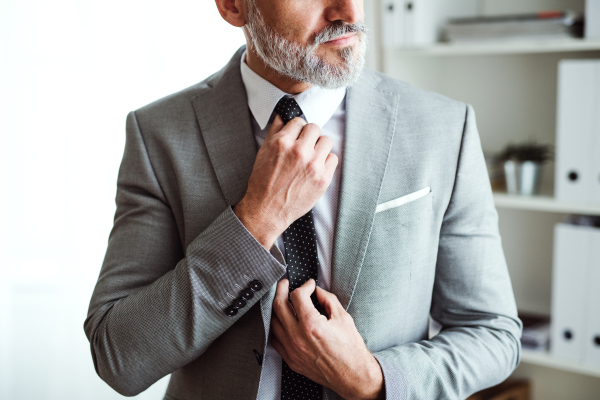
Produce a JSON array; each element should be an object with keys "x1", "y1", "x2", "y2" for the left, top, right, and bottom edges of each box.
[{"x1": 504, "y1": 160, "x2": 542, "y2": 196}]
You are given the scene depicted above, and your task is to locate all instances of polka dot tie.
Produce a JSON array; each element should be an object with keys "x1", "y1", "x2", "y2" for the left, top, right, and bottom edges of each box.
[
  {"x1": 276, "y1": 96, "x2": 324, "y2": 400},
  {"x1": 274, "y1": 96, "x2": 303, "y2": 124}
]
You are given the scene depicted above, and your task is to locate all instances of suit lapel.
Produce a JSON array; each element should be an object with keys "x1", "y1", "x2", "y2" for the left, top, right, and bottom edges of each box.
[
  {"x1": 192, "y1": 47, "x2": 257, "y2": 207},
  {"x1": 331, "y1": 71, "x2": 400, "y2": 310}
]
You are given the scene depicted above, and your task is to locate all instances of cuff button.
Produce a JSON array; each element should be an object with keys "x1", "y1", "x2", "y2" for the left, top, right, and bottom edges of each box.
[
  {"x1": 241, "y1": 288, "x2": 255, "y2": 300},
  {"x1": 249, "y1": 280, "x2": 263, "y2": 292},
  {"x1": 225, "y1": 306, "x2": 238, "y2": 317},
  {"x1": 233, "y1": 298, "x2": 247, "y2": 309}
]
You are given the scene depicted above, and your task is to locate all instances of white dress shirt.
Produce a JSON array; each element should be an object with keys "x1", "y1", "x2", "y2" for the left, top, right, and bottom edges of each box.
[{"x1": 239, "y1": 51, "x2": 347, "y2": 399}]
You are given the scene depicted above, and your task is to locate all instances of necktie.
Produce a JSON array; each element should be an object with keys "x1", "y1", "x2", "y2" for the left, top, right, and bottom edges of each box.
[{"x1": 275, "y1": 96, "x2": 324, "y2": 400}]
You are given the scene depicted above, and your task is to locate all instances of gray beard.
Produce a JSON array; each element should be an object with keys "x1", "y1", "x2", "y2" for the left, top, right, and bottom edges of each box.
[{"x1": 244, "y1": 0, "x2": 368, "y2": 89}]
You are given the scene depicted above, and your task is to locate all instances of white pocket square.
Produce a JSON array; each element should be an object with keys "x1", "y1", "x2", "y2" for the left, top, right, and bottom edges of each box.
[{"x1": 375, "y1": 187, "x2": 431, "y2": 213}]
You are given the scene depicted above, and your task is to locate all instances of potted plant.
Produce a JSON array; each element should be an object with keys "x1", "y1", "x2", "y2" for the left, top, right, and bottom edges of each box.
[{"x1": 498, "y1": 141, "x2": 553, "y2": 196}]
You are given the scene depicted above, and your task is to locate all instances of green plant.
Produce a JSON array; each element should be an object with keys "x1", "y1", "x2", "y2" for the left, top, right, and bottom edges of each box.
[{"x1": 498, "y1": 141, "x2": 553, "y2": 163}]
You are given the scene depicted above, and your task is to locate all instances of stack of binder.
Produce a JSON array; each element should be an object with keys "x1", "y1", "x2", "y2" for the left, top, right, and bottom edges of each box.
[
  {"x1": 443, "y1": 11, "x2": 584, "y2": 43},
  {"x1": 555, "y1": 60, "x2": 600, "y2": 204},
  {"x1": 519, "y1": 312, "x2": 550, "y2": 351},
  {"x1": 551, "y1": 223, "x2": 600, "y2": 367},
  {"x1": 380, "y1": 0, "x2": 477, "y2": 48}
]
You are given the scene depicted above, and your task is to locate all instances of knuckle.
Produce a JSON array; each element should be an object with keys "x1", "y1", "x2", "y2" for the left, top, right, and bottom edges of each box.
[
  {"x1": 289, "y1": 288, "x2": 302, "y2": 303},
  {"x1": 274, "y1": 136, "x2": 289, "y2": 151},
  {"x1": 291, "y1": 146, "x2": 305, "y2": 161},
  {"x1": 306, "y1": 161, "x2": 319, "y2": 177},
  {"x1": 273, "y1": 298, "x2": 286, "y2": 313},
  {"x1": 290, "y1": 117, "x2": 306, "y2": 129},
  {"x1": 306, "y1": 321, "x2": 323, "y2": 339},
  {"x1": 316, "y1": 176, "x2": 329, "y2": 190},
  {"x1": 304, "y1": 122, "x2": 320, "y2": 134},
  {"x1": 318, "y1": 134, "x2": 332, "y2": 147}
]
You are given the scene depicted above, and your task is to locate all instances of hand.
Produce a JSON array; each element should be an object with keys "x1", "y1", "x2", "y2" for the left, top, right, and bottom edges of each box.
[
  {"x1": 233, "y1": 115, "x2": 338, "y2": 249},
  {"x1": 270, "y1": 279, "x2": 384, "y2": 400}
]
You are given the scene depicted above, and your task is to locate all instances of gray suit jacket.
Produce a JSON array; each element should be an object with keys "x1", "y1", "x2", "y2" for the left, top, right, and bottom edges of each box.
[{"x1": 84, "y1": 46, "x2": 522, "y2": 400}]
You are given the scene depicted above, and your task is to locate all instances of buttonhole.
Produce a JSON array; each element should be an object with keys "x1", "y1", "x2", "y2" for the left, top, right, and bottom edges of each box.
[{"x1": 253, "y1": 349, "x2": 263, "y2": 365}]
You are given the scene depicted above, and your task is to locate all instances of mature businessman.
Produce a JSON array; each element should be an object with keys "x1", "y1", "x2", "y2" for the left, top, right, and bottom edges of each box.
[{"x1": 84, "y1": 0, "x2": 522, "y2": 399}]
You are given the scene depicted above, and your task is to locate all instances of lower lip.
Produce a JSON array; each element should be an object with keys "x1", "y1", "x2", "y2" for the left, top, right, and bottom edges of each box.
[{"x1": 325, "y1": 34, "x2": 356, "y2": 46}]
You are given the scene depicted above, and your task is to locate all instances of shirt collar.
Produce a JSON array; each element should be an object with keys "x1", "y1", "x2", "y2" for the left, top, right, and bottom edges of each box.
[{"x1": 239, "y1": 50, "x2": 346, "y2": 130}]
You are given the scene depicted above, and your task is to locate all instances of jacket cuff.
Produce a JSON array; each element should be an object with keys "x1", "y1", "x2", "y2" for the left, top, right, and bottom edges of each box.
[
  {"x1": 186, "y1": 205, "x2": 286, "y2": 318},
  {"x1": 374, "y1": 350, "x2": 410, "y2": 399}
]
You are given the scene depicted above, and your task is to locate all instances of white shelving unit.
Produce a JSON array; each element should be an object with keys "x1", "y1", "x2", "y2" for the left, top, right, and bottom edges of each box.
[
  {"x1": 522, "y1": 350, "x2": 600, "y2": 378},
  {"x1": 393, "y1": 38, "x2": 600, "y2": 56},
  {"x1": 376, "y1": 0, "x2": 600, "y2": 398},
  {"x1": 494, "y1": 192, "x2": 600, "y2": 215}
]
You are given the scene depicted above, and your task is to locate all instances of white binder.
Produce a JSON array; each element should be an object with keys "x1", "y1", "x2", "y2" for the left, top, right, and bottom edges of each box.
[
  {"x1": 583, "y1": 228, "x2": 600, "y2": 367},
  {"x1": 551, "y1": 223, "x2": 592, "y2": 361},
  {"x1": 593, "y1": 71, "x2": 600, "y2": 204},
  {"x1": 381, "y1": 0, "x2": 405, "y2": 48},
  {"x1": 382, "y1": 0, "x2": 478, "y2": 48},
  {"x1": 555, "y1": 60, "x2": 600, "y2": 203},
  {"x1": 404, "y1": 0, "x2": 478, "y2": 47},
  {"x1": 586, "y1": 0, "x2": 600, "y2": 39}
]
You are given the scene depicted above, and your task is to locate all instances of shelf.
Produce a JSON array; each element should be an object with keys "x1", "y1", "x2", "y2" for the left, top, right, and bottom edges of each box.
[
  {"x1": 521, "y1": 349, "x2": 600, "y2": 378},
  {"x1": 392, "y1": 38, "x2": 600, "y2": 56},
  {"x1": 493, "y1": 192, "x2": 600, "y2": 216}
]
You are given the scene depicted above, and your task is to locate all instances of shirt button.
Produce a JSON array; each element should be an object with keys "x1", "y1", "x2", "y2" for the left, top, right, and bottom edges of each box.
[
  {"x1": 249, "y1": 280, "x2": 263, "y2": 292},
  {"x1": 225, "y1": 306, "x2": 238, "y2": 317},
  {"x1": 233, "y1": 298, "x2": 247, "y2": 309}
]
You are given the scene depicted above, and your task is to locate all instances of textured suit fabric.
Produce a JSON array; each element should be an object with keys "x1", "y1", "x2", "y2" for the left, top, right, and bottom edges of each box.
[{"x1": 84, "y1": 45, "x2": 522, "y2": 400}]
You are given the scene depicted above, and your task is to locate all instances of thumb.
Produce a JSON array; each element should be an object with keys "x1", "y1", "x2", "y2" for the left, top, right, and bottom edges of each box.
[
  {"x1": 266, "y1": 114, "x2": 285, "y2": 140},
  {"x1": 290, "y1": 278, "x2": 320, "y2": 323},
  {"x1": 315, "y1": 286, "x2": 344, "y2": 319}
]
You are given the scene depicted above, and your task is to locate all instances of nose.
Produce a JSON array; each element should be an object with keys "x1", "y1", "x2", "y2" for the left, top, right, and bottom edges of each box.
[{"x1": 325, "y1": 0, "x2": 362, "y2": 25}]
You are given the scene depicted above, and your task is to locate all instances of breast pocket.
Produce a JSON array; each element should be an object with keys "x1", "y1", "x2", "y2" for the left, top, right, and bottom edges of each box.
[
  {"x1": 365, "y1": 187, "x2": 435, "y2": 272},
  {"x1": 351, "y1": 188, "x2": 436, "y2": 346},
  {"x1": 375, "y1": 187, "x2": 433, "y2": 225}
]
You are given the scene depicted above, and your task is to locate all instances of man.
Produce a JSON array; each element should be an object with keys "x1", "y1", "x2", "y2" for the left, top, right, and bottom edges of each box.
[{"x1": 84, "y1": 0, "x2": 522, "y2": 398}]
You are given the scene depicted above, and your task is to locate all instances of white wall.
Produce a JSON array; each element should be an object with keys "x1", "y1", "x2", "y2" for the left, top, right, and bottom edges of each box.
[{"x1": 0, "y1": 1, "x2": 245, "y2": 398}]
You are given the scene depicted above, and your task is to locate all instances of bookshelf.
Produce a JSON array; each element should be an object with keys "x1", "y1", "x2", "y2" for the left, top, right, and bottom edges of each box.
[
  {"x1": 521, "y1": 350, "x2": 600, "y2": 378},
  {"x1": 493, "y1": 192, "x2": 600, "y2": 215},
  {"x1": 371, "y1": 0, "x2": 600, "y2": 398},
  {"x1": 394, "y1": 38, "x2": 600, "y2": 56}
]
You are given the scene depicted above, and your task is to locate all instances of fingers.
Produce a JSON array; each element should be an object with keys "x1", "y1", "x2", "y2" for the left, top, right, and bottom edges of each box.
[
  {"x1": 271, "y1": 333, "x2": 291, "y2": 363},
  {"x1": 270, "y1": 311, "x2": 292, "y2": 359},
  {"x1": 273, "y1": 279, "x2": 299, "y2": 328},
  {"x1": 315, "y1": 285, "x2": 345, "y2": 320},
  {"x1": 313, "y1": 135, "x2": 334, "y2": 164},
  {"x1": 324, "y1": 153, "x2": 339, "y2": 179},
  {"x1": 278, "y1": 117, "x2": 307, "y2": 141},
  {"x1": 289, "y1": 279, "x2": 322, "y2": 324},
  {"x1": 296, "y1": 122, "x2": 321, "y2": 145},
  {"x1": 266, "y1": 115, "x2": 307, "y2": 143}
]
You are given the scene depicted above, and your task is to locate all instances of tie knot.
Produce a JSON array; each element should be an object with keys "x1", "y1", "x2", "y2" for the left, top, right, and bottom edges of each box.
[{"x1": 274, "y1": 96, "x2": 303, "y2": 124}]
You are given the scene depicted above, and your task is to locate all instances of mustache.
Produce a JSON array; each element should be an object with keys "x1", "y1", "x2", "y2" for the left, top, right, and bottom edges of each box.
[{"x1": 312, "y1": 21, "x2": 367, "y2": 45}]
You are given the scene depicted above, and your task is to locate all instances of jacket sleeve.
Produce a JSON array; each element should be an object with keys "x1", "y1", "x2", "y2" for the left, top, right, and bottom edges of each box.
[
  {"x1": 83, "y1": 111, "x2": 286, "y2": 397},
  {"x1": 373, "y1": 104, "x2": 523, "y2": 399}
]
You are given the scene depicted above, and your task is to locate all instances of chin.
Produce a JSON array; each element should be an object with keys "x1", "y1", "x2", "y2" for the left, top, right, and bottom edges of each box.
[{"x1": 319, "y1": 43, "x2": 358, "y2": 63}]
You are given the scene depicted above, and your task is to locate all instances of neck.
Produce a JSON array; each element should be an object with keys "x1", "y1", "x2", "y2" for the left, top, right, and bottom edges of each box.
[{"x1": 245, "y1": 42, "x2": 312, "y2": 95}]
